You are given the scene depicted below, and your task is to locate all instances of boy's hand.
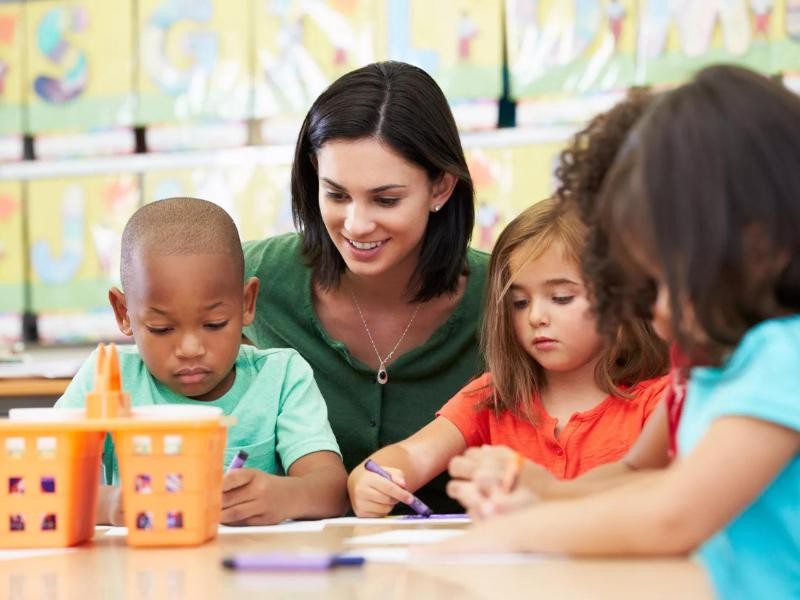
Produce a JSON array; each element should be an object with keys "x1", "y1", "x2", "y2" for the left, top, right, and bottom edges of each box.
[
  {"x1": 221, "y1": 468, "x2": 289, "y2": 525},
  {"x1": 347, "y1": 464, "x2": 415, "y2": 517},
  {"x1": 448, "y1": 445, "x2": 520, "y2": 490}
]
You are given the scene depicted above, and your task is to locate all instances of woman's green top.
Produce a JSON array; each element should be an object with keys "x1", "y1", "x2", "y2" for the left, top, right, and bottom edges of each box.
[{"x1": 243, "y1": 233, "x2": 489, "y2": 512}]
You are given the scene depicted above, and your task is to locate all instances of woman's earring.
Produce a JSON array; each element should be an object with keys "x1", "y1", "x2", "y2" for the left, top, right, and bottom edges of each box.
[{"x1": 432, "y1": 204, "x2": 441, "y2": 213}]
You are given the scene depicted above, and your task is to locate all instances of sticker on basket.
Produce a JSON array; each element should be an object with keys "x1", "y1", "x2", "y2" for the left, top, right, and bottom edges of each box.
[
  {"x1": 133, "y1": 435, "x2": 152, "y2": 455},
  {"x1": 9, "y1": 514, "x2": 25, "y2": 531},
  {"x1": 136, "y1": 511, "x2": 154, "y2": 530},
  {"x1": 37, "y1": 437, "x2": 57, "y2": 459},
  {"x1": 8, "y1": 477, "x2": 24, "y2": 494},
  {"x1": 41, "y1": 476, "x2": 56, "y2": 493},
  {"x1": 41, "y1": 513, "x2": 56, "y2": 531},
  {"x1": 5, "y1": 437, "x2": 24, "y2": 458},
  {"x1": 163, "y1": 435, "x2": 182, "y2": 455},
  {"x1": 165, "y1": 473, "x2": 182, "y2": 493},
  {"x1": 166, "y1": 511, "x2": 183, "y2": 529},
  {"x1": 135, "y1": 474, "x2": 152, "y2": 493}
]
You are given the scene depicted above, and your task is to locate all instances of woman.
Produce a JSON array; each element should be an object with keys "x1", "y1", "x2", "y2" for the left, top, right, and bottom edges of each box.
[{"x1": 243, "y1": 61, "x2": 489, "y2": 512}]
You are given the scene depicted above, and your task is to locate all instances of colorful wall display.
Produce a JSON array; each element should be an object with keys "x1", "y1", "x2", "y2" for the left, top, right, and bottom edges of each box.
[
  {"x1": 142, "y1": 162, "x2": 294, "y2": 244},
  {"x1": 0, "y1": 2, "x2": 23, "y2": 137},
  {"x1": 24, "y1": 0, "x2": 135, "y2": 133},
  {"x1": 506, "y1": 0, "x2": 639, "y2": 98},
  {"x1": 0, "y1": 181, "x2": 24, "y2": 342},
  {"x1": 137, "y1": 0, "x2": 251, "y2": 124},
  {"x1": 506, "y1": 0, "x2": 800, "y2": 99},
  {"x1": 374, "y1": 0, "x2": 504, "y2": 100},
  {"x1": 27, "y1": 174, "x2": 140, "y2": 342},
  {"x1": 466, "y1": 139, "x2": 566, "y2": 251},
  {"x1": 253, "y1": 0, "x2": 380, "y2": 122}
]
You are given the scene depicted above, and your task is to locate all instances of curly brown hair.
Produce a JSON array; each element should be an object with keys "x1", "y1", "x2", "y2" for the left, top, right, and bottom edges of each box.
[{"x1": 554, "y1": 88, "x2": 664, "y2": 339}]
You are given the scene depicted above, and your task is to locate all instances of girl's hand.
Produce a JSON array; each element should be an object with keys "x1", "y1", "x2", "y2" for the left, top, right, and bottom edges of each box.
[
  {"x1": 221, "y1": 468, "x2": 288, "y2": 525},
  {"x1": 448, "y1": 445, "x2": 520, "y2": 491},
  {"x1": 347, "y1": 464, "x2": 416, "y2": 517},
  {"x1": 447, "y1": 479, "x2": 538, "y2": 520},
  {"x1": 449, "y1": 445, "x2": 555, "y2": 499}
]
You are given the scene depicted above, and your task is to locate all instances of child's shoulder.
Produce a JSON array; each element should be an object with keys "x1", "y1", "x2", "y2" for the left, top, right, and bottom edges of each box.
[
  {"x1": 722, "y1": 314, "x2": 800, "y2": 377},
  {"x1": 237, "y1": 345, "x2": 308, "y2": 373}
]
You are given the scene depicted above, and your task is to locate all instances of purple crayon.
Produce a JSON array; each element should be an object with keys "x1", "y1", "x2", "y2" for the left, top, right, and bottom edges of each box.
[
  {"x1": 222, "y1": 552, "x2": 364, "y2": 571},
  {"x1": 226, "y1": 449, "x2": 249, "y2": 473},
  {"x1": 364, "y1": 459, "x2": 433, "y2": 517}
]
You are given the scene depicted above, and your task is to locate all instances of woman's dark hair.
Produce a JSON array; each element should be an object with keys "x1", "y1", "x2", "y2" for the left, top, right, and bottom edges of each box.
[
  {"x1": 596, "y1": 65, "x2": 800, "y2": 361},
  {"x1": 555, "y1": 88, "x2": 660, "y2": 338},
  {"x1": 291, "y1": 61, "x2": 475, "y2": 301}
]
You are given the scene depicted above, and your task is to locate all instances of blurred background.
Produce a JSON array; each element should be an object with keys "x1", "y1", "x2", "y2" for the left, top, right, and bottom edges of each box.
[{"x1": 0, "y1": 0, "x2": 799, "y2": 347}]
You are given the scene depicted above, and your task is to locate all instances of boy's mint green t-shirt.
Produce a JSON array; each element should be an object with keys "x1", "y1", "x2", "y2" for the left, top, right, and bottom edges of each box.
[{"x1": 55, "y1": 345, "x2": 341, "y2": 484}]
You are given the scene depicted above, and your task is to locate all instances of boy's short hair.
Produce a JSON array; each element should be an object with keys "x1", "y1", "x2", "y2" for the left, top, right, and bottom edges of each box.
[{"x1": 120, "y1": 197, "x2": 243, "y2": 292}]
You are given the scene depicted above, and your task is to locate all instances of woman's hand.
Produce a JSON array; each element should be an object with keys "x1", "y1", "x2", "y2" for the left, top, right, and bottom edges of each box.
[{"x1": 347, "y1": 464, "x2": 416, "y2": 517}]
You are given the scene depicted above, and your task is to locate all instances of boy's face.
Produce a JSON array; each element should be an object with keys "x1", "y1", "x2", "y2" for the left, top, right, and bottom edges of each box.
[{"x1": 109, "y1": 253, "x2": 258, "y2": 401}]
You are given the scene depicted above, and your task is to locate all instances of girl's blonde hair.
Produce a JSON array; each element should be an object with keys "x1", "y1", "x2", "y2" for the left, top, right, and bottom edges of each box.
[{"x1": 480, "y1": 197, "x2": 668, "y2": 419}]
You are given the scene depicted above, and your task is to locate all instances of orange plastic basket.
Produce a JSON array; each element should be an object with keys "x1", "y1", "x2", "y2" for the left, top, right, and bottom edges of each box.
[
  {"x1": 112, "y1": 415, "x2": 227, "y2": 547},
  {"x1": 0, "y1": 344, "x2": 231, "y2": 549},
  {"x1": 0, "y1": 421, "x2": 105, "y2": 548}
]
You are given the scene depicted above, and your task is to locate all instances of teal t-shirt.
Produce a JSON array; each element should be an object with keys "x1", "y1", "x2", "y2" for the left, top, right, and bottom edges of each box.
[
  {"x1": 678, "y1": 315, "x2": 800, "y2": 599},
  {"x1": 56, "y1": 345, "x2": 341, "y2": 484},
  {"x1": 243, "y1": 233, "x2": 489, "y2": 513}
]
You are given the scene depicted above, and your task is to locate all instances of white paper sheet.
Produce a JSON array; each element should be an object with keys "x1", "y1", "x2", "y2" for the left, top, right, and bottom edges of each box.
[
  {"x1": 344, "y1": 529, "x2": 464, "y2": 546},
  {"x1": 325, "y1": 515, "x2": 470, "y2": 526},
  {"x1": 102, "y1": 520, "x2": 326, "y2": 538}
]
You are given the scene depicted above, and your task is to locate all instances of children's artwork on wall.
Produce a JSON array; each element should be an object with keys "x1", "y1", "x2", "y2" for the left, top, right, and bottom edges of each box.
[
  {"x1": 24, "y1": 0, "x2": 134, "y2": 133},
  {"x1": 27, "y1": 174, "x2": 140, "y2": 343},
  {"x1": 0, "y1": 181, "x2": 24, "y2": 343},
  {"x1": 635, "y1": 0, "x2": 780, "y2": 84},
  {"x1": 142, "y1": 162, "x2": 294, "y2": 244},
  {"x1": 375, "y1": 0, "x2": 503, "y2": 100},
  {"x1": 506, "y1": 0, "x2": 638, "y2": 98},
  {"x1": 0, "y1": 2, "x2": 23, "y2": 141},
  {"x1": 466, "y1": 139, "x2": 566, "y2": 251},
  {"x1": 137, "y1": 0, "x2": 251, "y2": 125},
  {"x1": 253, "y1": 0, "x2": 381, "y2": 140}
]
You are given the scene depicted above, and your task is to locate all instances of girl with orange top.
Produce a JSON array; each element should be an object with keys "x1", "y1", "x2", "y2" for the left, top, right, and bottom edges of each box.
[{"x1": 347, "y1": 197, "x2": 668, "y2": 517}]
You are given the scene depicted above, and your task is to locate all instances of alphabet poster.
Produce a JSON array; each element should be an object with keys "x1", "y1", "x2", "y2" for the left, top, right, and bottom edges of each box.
[
  {"x1": 0, "y1": 181, "x2": 24, "y2": 342},
  {"x1": 0, "y1": 2, "x2": 23, "y2": 137},
  {"x1": 137, "y1": 0, "x2": 251, "y2": 124},
  {"x1": 142, "y1": 163, "x2": 294, "y2": 244},
  {"x1": 27, "y1": 174, "x2": 140, "y2": 342},
  {"x1": 374, "y1": 0, "x2": 503, "y2": 100},
  {"x1": 24, "y1": 0, "x2": 135, "y2": 133},
  {"x1": 466, "y1": 139, "x2": 566, "y2": 251},
  {"x1": 506, "y1": 0, "x2": 638, "y2": 97}
]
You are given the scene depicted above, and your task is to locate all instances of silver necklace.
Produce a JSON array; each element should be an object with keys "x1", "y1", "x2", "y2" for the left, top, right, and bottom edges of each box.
[{"x1": 350, "y1": 288, "x2": 421, "y2": 385}]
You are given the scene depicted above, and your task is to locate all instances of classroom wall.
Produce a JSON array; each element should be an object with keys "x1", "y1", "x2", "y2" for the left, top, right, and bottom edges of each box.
[{"x1": 0, "y1": 0, "x2": 798, "y2": 343}]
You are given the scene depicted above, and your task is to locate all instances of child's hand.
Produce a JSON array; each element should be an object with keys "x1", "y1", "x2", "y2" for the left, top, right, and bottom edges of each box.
[
  {"x1": 447, "y1": 479, "x2": 537, "y2": 520},
  {"x1": 347, "y1": 464, "x2": 415, "y2": 517},
  {"x1": 448, "y1": 445, "x2": 521, "y2": 491},
  {"x1": 221, "y1": 468, "x2": 288, "y2": 525}
]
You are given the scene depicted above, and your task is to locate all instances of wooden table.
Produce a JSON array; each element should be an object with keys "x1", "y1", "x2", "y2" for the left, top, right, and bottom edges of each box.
[{"x1": 0, "y1": 522, "x2": 712, "y2": 599}]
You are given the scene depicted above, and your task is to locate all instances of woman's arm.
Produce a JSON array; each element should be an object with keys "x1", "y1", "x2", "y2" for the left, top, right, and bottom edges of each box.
[
  {"x1": 428, "y1": 416, "x2": 799, "y2": 555},
  {"x1": 347, "y1": 418, "x2": 467, "y2": 517}
]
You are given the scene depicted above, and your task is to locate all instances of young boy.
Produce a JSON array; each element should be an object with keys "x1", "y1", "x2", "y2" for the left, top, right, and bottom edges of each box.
[{"x1": 56, "y1": 197, "x2": 348, "y2": 525}]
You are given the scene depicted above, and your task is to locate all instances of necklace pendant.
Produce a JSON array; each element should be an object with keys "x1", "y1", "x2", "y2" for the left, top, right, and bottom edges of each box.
[{"x1": 377, "y1": 364, "x2": 388, "y2": 385}]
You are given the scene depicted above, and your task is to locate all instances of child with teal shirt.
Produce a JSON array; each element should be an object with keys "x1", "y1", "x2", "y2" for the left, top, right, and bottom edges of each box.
[
  {"x1": 57, "y1": 197, "x2": 348, "y2": 526},
  {"x1": 426, "y1": 66, "x2": 800, "y2": 599}
]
